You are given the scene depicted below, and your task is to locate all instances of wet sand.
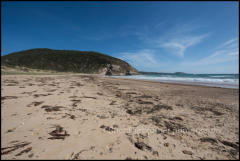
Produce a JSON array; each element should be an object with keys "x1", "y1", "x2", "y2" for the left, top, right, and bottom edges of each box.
[{"x1": 1, "y1": 74, "x2": 239, "y2": 159}]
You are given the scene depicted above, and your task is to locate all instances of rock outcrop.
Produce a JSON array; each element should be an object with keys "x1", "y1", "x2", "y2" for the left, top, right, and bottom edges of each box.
[{"x1": 105, "y1": 64, "x2": 138, "y2": 76}]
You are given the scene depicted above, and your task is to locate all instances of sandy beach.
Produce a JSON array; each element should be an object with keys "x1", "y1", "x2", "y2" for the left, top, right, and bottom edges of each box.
[{"x1": 1, "y1": 74, "x2": 239, "y2": 159}]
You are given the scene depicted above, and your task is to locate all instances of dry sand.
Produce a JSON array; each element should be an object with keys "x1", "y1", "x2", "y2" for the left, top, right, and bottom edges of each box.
[{"x1": 1, "y1": 74, "x2": 239, "y2": 159}]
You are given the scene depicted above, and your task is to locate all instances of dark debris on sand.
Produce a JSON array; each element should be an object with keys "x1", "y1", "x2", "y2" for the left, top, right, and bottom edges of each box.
[
  {"x1": 41, "y1": 105, "x2": 65, "y2": 112},
  {"x1": 200, "y1": 137, "x2": 218, "y2": 144},
  {"x1": 1, "y1": 96, "x2": 18, "y2": 100},
  {"x1": 48, "y1": 125, "x2": 70, "y2": 140},
  {"x1": 71, "y1": 99, "x2": 81, "y2": 107},
  {"x1": 15, "y1": 147, "x2": 32, "y2": 156},
  {"x1": 147, "y1": 104, "x2": 173, "y2": 114},
  {"x1": 100, "y1": 125, "x2": 114, "y2": 132},
  {"x1": 27, "y1": 101, "x2": 44, "y2": 107},
  {"x1": 1, "y1": 141, "x2": 31, "y2": 155},
  {"x1": 134, "y1": 142, "x2": 152, "y2": 151}
]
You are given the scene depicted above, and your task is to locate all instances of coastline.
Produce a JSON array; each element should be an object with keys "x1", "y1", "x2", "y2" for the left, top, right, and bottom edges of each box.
[
  {"x1": 110, "y1": 75, "x2": 239, "y2": 89},
  {"x1": 1, "y1": 74, "x2": 239, "y2": 159}
]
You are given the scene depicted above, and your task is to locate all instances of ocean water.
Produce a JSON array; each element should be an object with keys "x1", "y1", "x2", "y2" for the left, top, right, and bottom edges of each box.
[{"x1": 111, "y1": 73, "x2": 239, "y2": 89}]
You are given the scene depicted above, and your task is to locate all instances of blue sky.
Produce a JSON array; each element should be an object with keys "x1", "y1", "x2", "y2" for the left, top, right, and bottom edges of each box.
[{"x1": 1, "y1": 1, "x2": 239, "y2": 73}]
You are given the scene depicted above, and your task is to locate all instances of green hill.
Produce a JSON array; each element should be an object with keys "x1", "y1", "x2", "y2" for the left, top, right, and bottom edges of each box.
[{"x1": 1, "y1": 48, "x2": 138, "y2": 75}]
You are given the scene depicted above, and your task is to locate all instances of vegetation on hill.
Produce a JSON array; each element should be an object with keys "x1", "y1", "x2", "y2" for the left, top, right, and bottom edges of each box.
[{"x1": 1, "y1": 48, "x2": 138, "y2": 75}]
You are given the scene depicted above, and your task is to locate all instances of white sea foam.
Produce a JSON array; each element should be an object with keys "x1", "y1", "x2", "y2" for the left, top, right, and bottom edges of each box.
[
  {"x1": 210, "y1": 75, "x2": 231, "y2": 78},
  {"x1": 110, "y1": 75, "x2": 239, "y2": 89}
]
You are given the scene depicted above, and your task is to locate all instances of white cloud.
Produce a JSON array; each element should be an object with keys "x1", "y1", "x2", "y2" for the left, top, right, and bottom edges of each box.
[
  {"x1": 180, "y1": 38, "x2": 239, "y2": 66},
  {"x1": 114, "y1": 22, "x2": 237, "y2": 73},
  {"x1": 210, "y1": 38, "x2": 239, "y2": 58},
  {"x1": 160, "y1": 34, "x2": 209, "y2": 57},
  {"x1": 228, "y1": 51, "x2": 238, "y2": 56},
  {"x1": 137, "y1": 21, "x2": 210, "y2": 57},
  {"x1": 214, "y1": 37, "x2": 239, "y2": 50},
  {"x1": 161, "y1": 42, "x2": 185, "y2": 57},
  {"x1": 116, "y1": 49, "x2": 159, "y2": 69},
  {"x1": 115, "y1": 22, "x2": 212, "y2": 71},
  {"x1": 222, "y1": 38, "x2": 238, "y2": 48}
]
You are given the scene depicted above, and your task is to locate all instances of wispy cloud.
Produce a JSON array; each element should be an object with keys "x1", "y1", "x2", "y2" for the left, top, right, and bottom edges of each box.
[
  {"x1": 160, "y1": 34, "x2": 209, "y2": 57},
  {"x1": 208, "y1": 37, "x2": 238, "y2": 59},
  {"x1": 135, "y1": 21, "x2": 210, "y2": 57},
  {"x1": 114, "y1": 21, "x2": 236, "y2": 73},
  {"x1": 115, "y1": 21, "x2": 211, "y2": 71},
  {"x1": 116, "y1": 49, "x2": 158, "y2": 69},
  {"x1": 214, "y1": 37, "x2": 239, "y2": 50},
  {"x1": 222, "y1": 38, "x2": 238, "y2": 47},
  {"x1": 155, "y1": 21, "x2": 209, "y2": 57},
  {"x1": 180, "y1": 38, "x2": 239, "y2": 67},
  {"x1": 228, "y1": 51, "x2": 238, "y2": 56}
]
